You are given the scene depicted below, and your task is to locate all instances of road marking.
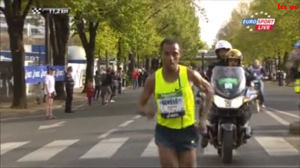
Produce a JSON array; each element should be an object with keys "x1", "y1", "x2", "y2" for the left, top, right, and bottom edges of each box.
[
  {"x1": 132, "y1": 115, "x2": 141, "y2": 119},
  {"x1": 141, "y1": 138, "x2": 158, "y2": 157},
  {"x1": 267, "y1": 107, "x2": 299, "y2": 119},
  {"x1": 80, "y1": 137, "x2": 128, "y2": 159},
  {"x1": 264, "y1": 110, "x2": 290, "y2": 126},
  {"x1": 17, "y1": 140, "x2": 78, "y2": 162},
  {"x1": 1, "y1": 142, "x2": 29, "y2": 155},
  {"x1": 73, "y1": 101, "x2": 88, "y2": 110},
  {"x1": 98, "y1": 128, "x2": 118, "y2": 139},
  {"x1": 255, "y1": 136, "x2": 299, "y2": 156},
  {"x1": 255, "y1": 129, "x2": 287, "y2": 133},
  {"x1": 118, "y1": 120, "x2": 134, "y2": 127},
  {"x1": 0, "y1": 100, "x2": 87, "y2": 121},
  {"x1": 202, "y1": 144, "x2": 237, "y2": 155},
  {"x1": 38, "y1": 121, "x2": 65, "y2": 130}
]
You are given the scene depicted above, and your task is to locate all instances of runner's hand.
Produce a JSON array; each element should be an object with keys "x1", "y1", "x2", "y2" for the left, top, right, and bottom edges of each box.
[
  {"x1": 145, "y1": 108, "x2": 156, "y2": 119},
  {"x1": 197, "y1": 118, "x2": 207, "y2": 134},
  {"x1": 137, "y1": 107, "x2": 155, "y2": 119}
]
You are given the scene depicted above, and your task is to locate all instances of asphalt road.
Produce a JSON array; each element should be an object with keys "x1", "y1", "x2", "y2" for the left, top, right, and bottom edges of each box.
[{"x1": 1, "y1": 84, "x2": 299, "y2": 167}]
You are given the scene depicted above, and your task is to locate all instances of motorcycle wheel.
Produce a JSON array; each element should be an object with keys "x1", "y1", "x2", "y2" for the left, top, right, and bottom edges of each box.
[{"x1": 221, "y1": 131, "x2": 234, "y2": 164}]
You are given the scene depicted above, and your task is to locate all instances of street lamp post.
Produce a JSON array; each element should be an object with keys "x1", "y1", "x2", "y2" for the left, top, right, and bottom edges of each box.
[{"x1": 199, "y1": 50, "x2": 208, "y2": 71}]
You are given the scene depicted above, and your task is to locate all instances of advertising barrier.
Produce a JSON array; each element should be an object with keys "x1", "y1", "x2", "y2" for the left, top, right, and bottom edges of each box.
[{"x1": 25, "y1": 65, "x2": 65, "y2": 83}]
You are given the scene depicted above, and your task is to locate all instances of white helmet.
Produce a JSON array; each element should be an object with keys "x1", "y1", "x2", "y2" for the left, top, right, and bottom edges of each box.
[{"x1": 215, "y1": 40, "x2": 232, "y2": 51}]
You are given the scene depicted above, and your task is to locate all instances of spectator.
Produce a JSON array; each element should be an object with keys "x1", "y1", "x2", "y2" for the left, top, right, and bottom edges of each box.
[
  {"x1": 44, "y1": 67, "x2": 56, "y2": 119},
  {"x1": 142, "y1": 69, "x2": 148, "y2": 87},
  {"x1": 86, "y1": 81, "x2": 94, "y2": 106},
  {"x1": 93, "y1": 70, "x2": 101, "y2": 100},
  {"x1": 101, "y1": 69, "x2": 112, "y2": 105},
  {"x1": 64, "y1": 66, "x2": 75, "y2": 113},
  {"x1": 117, "y1": 68, "x2": 123, "y2": 94},
  {"x1": 138, "y1": 68, "x2": 143, "y2": 87},
  {"x1": 110, "y1": 70, "x2": 117, "y2": 103},
  {"x1": 132, "y1": 68, "x2": 139, "y2": 89}
]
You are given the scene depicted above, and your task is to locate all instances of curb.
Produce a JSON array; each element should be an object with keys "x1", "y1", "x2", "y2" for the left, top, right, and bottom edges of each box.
[
  {"x1": 0, "y1": 100, "x2": 87, "y2": 121},
  {"x1": 289, "y1": 121, "x2": 300, "y2": 135}
]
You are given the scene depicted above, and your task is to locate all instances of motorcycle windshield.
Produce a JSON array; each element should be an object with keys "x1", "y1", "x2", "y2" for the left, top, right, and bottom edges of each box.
[{"x1": 211, "y1": 66, "x2": 246, "y2": 98}]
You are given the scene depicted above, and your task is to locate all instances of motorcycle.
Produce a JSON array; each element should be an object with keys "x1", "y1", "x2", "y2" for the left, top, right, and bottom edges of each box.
[
  {"x1": 202, "y1": 66, "x2": 258, "y2": 164},
  {"x1": 252, "y1": 77, "x2": 261, "y2": 113}
]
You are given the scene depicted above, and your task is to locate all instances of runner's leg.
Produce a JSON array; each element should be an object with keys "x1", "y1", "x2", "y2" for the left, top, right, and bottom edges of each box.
[
  {"x1": 155, "y1": 125, "x2": 179, "y2": 167},
  {"x1": 178, "y1": 149, "x2": 197, "y2": 168},
  {"x1": 157, "y1": 144, "x2": 178, "y2": 168}
]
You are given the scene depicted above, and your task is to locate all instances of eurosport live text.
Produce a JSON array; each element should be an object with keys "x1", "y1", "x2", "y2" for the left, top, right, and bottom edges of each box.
[{"x1": 242, "y1": 18, "x2": 275, "y2": 31}]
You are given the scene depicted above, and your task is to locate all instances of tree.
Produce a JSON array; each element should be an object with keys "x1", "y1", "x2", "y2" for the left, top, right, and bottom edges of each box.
[
  {"x1": 216, "y1": 0, "x2": 300, "y2": 64},
  {"x1": 0, "y1": 0, "x2": 33, "y2": 108},
  {"x1": 35, "y1": 0, "x2": 71, "y2": 99}
]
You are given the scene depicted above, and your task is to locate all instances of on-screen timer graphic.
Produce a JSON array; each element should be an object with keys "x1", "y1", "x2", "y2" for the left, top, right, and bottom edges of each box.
[
  {"x1": 31, "y1": 8, "x2": 70, "y2": 15},
  {"x1": 242, "y1": 11, "x2": 275, "y2": 31}
]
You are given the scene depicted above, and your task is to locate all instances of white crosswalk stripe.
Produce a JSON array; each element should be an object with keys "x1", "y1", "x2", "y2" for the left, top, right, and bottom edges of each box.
[
  {"x1": 80, "y1": 137, "x2": 129, "y2": 159},
  {"x1": 17, "y1": 140, "x2": 79, "y2": 162},
  {"x1": 1, "y1": 141, "x2": 29, "y2": 155},
  {"x1": 0, "y1": 135, "x2": 299, "y2": 163},
  {"x1": 141, "y1": 138, "x2": 157, "y2": 157},
  {"x1": 254, "y1": 136, "x2": 299, "y2": 156}
]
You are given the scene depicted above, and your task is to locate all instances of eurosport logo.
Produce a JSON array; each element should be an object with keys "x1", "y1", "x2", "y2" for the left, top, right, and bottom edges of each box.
[{"x1": 241, "y1": 11, "x2": 275, "y2": 31}]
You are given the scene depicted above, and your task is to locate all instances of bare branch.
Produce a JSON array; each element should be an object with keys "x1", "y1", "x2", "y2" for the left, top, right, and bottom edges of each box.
[
  {"x1": 143, "y1": 3, "x2": 171, "y2": 24},
  {"x1": 22, "y1": 0, "x2": 34, "y2": 20}
]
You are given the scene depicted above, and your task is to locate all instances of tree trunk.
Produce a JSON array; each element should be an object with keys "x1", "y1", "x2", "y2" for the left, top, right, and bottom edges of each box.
[
  {"x1": 7, "y1": 19, "x2": 27, "y2": 108},
  {"x1": 76, "y1": 21, "x2": 97, "y2": 92},
  {"x1": 50, "y1": 15, "x2": 70, "y2": 100}
]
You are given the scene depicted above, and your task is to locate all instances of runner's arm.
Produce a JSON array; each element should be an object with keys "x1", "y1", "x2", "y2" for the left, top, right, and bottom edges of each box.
[
  {"x1": 188, "y1": 69, "x2": 213, "y2": 120},
  {"x1": 137, "y1": 74, "x2": 155, "y2": 112}
]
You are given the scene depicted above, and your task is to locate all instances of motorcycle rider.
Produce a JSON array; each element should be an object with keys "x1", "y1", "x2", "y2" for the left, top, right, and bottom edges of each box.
[
  {"x1": 201, "y1": 49, "x2": 253, "y2": 148},
  {"x1": 206, "y1": 40, "x2": 232, "y2": 80},
  {"x1": 249, "y1": 60, "x2": 267, "y2": 107},
  {"x1": 287, "y1": 40, "x2": 300, "y2": 109}
]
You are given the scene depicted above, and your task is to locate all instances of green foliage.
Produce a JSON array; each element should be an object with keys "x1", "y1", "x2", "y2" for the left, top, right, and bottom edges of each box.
[
  {"x1": 216, "y1": 1, "x2": 300, "y2": 64},
  {"x1": 58, "y1": 0, "x2": 205, "y2": 60}
]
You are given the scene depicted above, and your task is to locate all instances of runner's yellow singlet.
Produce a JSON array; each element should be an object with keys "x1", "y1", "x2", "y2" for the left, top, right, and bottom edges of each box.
[{"x1": 155, "y1": 65, "x2": 195, "y2": 129}]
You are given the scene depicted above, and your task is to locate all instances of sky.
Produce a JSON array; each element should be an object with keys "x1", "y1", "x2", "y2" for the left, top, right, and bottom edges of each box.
[{"x1": 199, "y1": 0, "x2": 240, "y2": 47}]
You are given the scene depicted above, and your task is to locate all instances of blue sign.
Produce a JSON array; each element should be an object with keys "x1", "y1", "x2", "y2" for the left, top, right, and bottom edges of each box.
[
  {"x1": 25, "y1": 66, "x2": 48, "y2": 84},
  {"x1": 32, "y1": 45, "x2": 45, "y2": 53},
  {"x1": 0, "y1": 51, "x2": 46, "y2": 62},
  {"x1": 52, "y1": 66, "x2": 65, "y2": 81},
  {"x1": 24, "y1": 65, "x2": 65, "y2": 83}
]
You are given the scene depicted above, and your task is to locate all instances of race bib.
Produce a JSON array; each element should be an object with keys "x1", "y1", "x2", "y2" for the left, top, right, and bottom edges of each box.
[
  {"x1": 224, "y1": 83, "x2": 233, "y2": 89},
  {"x1": 157, "y1": 91, "x2": 186, "y2": 118}
]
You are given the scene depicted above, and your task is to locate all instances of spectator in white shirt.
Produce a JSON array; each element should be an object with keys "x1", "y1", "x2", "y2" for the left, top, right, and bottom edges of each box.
[{"x1": 44, "y1": 67, "x2": 56, "y2": 119}]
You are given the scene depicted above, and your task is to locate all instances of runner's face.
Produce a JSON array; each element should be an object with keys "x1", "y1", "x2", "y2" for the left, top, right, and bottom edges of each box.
[
  {"x1": 162, "y1": 43, "x2": 180, "y2": 70},
  {"x1": 218, "y1": 49, "x2": 228, "y2": 59},
  {"x1": 228, "y1": 59, "x2": 239, "y2": 66}
]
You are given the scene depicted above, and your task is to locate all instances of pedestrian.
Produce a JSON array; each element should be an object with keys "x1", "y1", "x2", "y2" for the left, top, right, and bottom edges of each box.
[
  {"x1": 64, "y1": 66, "x2": 75, "y2": 113},
  {"x1": 132, "y1": 68, "x2": 139, "y2": 89},
  {"x1": 110, "y1": 70, "x2": 117, "y2": 103},
  {"x1": 44, "y1": 67, "x2": 56, "y2": 119},
  {"x1": 101, "y1": 69, "x2": 112, "y2": 105},
  {"x1": 138, "y1": 68, "x2": 143, "y2": 87},
  {"x1": 93, "y1": 70, "x2": 101, "y2": 100},
  {"x1": 117, "y1": 67, "x2": 122, "y2": 94},
  {"x1": 86, "y1": 81, "x2": 94, "y2": 106}
]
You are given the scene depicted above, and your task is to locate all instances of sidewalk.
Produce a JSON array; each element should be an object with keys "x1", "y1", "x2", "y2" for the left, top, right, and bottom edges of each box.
[{"x1": 0, "y1": 89, "x2": 86, "y2": 119}]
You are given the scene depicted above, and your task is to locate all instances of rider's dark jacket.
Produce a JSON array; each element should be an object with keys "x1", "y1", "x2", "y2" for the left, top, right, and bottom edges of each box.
[
  {"x1": 206, "y1": 59, "x2": 227, "y2": 80},
  {"x1": 206, "y1": 60, "x2": 255, "y2": 86}
]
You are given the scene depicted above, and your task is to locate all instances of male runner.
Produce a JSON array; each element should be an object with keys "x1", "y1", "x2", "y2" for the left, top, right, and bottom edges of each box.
[{"x1": 137, "y1": 38, "x2": 213, "y2": 168}]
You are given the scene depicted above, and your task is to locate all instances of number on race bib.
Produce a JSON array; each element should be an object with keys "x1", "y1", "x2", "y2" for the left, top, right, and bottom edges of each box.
[{"x1": 224, "y1": 83, "x2": 233, "y2": 89}]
